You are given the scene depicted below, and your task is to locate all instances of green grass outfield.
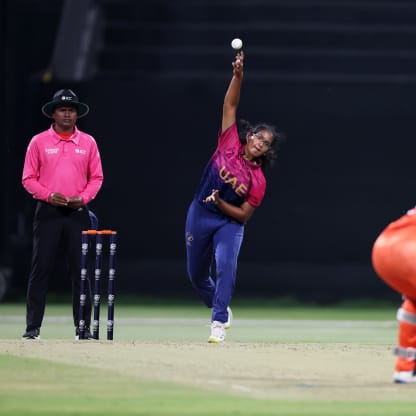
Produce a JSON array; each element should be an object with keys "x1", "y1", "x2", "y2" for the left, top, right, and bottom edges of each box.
[{"x1": 0, "y1": 297, "x2": 414, "y2": 416}]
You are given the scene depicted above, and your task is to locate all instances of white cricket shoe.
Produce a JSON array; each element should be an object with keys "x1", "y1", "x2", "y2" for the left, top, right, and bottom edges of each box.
[
  {"x1": 224, "y1": 306, "x2": 233, "y2": 329},
  {"x1": 393, "y1": 370, "x2": 416, "y2": 383},
  {"x1": 208, "y1": 321, "x2": 226, "y2": 343}
]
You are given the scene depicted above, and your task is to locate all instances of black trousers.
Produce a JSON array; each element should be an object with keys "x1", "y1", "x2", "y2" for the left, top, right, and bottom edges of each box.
[{"x1": 25, "y1": 201, "x2": 92, "y2": 331}]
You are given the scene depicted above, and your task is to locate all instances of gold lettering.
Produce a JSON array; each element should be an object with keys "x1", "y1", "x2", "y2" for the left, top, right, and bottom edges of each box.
[
  {"x1": 219, "y1": 165, "x2": 247, "y2": 193},
  {"x1": 219, "y1": 166, "x2": 230, "y2": 180},
  {"x1": 225, "y1": 177, "x2": 237, "y2": 189},
  {"x1": 235, "y1": 184, "x2": 247, "y2": 196}
]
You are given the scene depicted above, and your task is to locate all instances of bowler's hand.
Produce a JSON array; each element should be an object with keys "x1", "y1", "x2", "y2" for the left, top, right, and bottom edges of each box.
[
  {"x1": 203, "y1": 189, "x2": 220, "y2": 204},
  {"x1": 232, "y1": 51, "x2": 244, "y2": 77},
  {"x1": 50, "y1": 192, "x2": 68, "y2": 207},
  {"x1": 67, "y1": 196, "x2": 84, "y2": 209}
]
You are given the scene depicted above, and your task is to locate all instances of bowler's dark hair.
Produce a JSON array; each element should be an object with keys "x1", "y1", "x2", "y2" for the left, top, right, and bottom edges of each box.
[{"x1": 237, "y1": 119, "x2": 286, "y2": 172}]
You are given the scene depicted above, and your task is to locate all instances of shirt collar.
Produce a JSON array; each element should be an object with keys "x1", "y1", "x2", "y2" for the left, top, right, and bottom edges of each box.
[{"x1": 49, "y1": 124, "x2": 80, "y2": 145}]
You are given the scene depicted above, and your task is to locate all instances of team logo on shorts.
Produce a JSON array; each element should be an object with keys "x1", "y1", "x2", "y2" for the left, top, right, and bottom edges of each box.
[{"x1": 186, "y1": 232, "x2": 193, "y2": 246}]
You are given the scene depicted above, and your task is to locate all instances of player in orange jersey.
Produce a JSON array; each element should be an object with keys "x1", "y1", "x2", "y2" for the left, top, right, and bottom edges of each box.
[{"x1": 372, "y1": 207, "x2": 416, "y2": 383}]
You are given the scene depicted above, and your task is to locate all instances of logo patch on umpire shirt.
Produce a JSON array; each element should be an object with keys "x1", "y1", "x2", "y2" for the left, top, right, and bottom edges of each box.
[{"x1": 45, "y1": 148, "x2": 59, "y2": 154}]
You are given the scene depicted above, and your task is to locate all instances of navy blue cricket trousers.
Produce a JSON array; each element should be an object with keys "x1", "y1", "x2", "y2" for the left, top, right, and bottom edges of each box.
[{"x1": 185, "y1": 199, "x2": 244, "y2": 323}]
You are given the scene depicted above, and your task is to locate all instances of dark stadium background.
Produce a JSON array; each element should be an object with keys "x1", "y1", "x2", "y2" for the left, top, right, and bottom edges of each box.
[{"x1": 2, "y1": 0, "x2": 415, "y2": 303}]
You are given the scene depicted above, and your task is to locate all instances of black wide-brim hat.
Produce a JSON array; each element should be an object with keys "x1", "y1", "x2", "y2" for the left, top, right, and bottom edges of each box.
[{"x1": 42, "y1": 89, "x2": 89, "y2": 118}]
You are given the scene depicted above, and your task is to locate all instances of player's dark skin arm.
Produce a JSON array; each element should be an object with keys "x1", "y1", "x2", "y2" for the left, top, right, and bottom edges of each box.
[
  {"x1": 222, "y1": 51, "x2": 244, "y2": 133},
  {"x1": 206, "y1": 51, "x2": 256, "y2": 223},
  {"x1": 203, "y1": 189, "x2": 255, "y2": 223}
]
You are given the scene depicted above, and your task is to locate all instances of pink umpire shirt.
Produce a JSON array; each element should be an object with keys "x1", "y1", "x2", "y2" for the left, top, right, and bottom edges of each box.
[{"x1": 22, "y1": 125, "x2": 104, "y2": 204}]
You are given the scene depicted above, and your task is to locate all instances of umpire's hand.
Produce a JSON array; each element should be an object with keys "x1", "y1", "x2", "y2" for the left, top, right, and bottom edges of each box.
[{"x1": 50, "y1": 192, "x2": 68, "y2": 207}]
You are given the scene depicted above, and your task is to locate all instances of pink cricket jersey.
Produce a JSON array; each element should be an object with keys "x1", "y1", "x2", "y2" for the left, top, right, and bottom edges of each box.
[
  {"x1": 22, "y1": 125, "x2": 103, "y2": 204},
  {"x1": 194, "y1": 123, "x2": 266, "y2": 212}
]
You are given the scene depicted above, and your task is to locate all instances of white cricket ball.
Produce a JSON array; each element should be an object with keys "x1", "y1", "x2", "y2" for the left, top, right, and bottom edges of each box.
[{"x1": 231, "y1": 38, "x2": 243, "y2": 50}]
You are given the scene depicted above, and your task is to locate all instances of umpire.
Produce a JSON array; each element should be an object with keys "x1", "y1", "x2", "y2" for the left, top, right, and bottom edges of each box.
[{"x1": 21, "y1": 89, "x2": 104, "y2": 340}]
